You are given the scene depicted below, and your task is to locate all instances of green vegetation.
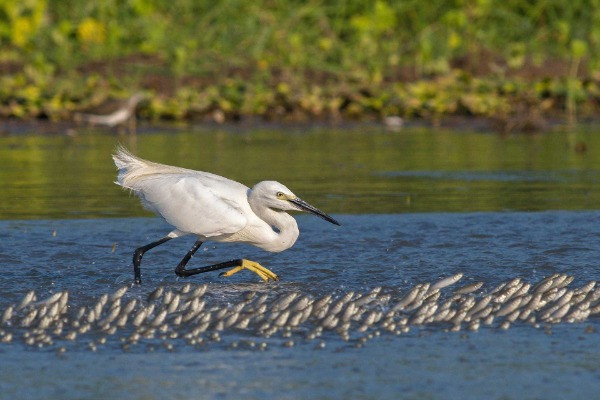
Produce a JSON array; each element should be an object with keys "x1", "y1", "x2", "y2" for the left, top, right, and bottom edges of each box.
[{"x1": 2, "y1": 0, "x2": 600, "y2": 130}]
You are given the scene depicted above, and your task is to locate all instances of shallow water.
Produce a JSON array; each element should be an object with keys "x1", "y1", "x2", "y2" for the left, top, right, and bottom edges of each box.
[
  {"x1": 1, "y1": 126, "x2": 600, "y2": 218},
  {"x1": 2, "y1": 213, "x2": 600, "y2": 399},
  {"x1": 2, "y1": 212, "x2": 600, "y2": 301},
  {"x1": 1, "y1": 126, "x2": 600, "y2": 399},
  {"x1": 2, "y1": 327, "x2": 598, "y2": 400}
]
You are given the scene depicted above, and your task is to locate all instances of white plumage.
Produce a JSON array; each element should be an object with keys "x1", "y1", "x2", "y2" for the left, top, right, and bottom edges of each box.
[{"x1": 112, "y1": 146, "x2": 339, "y2": 283}]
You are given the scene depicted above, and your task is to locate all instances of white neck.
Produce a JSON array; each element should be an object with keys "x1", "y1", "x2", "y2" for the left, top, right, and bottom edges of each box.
[{"x1": 250, "y1": 202, "x2": 299, "y2": 252}]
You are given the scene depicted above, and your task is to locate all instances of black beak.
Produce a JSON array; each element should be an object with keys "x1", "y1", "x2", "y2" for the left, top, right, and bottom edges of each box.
[{"x1": 289, "y1": 198, "x2": 340, "y2": 226}]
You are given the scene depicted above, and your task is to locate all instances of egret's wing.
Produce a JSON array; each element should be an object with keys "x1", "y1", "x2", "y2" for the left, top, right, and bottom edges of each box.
[{"x1": 134, "y1": 174, "x2": 248, "y2": 237}]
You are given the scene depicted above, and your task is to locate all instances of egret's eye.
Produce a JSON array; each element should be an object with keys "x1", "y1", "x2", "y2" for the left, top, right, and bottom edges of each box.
[{"x1": 276, "y1": 192, "x2": 285, "y2": 199}]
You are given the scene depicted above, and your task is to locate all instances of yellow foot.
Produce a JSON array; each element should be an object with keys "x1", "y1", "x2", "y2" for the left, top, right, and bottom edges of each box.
[{"x1": 220, "y1": 259, "x2": 279, "y2": 282}]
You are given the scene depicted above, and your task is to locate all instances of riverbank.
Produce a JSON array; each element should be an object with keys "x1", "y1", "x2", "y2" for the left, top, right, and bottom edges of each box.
[
  {"x1": 2, "y1": 63, "x2": 599, "y2": 133},
  {"x1": 2, "y1": 1, "x2": 600, "y2": 132}
]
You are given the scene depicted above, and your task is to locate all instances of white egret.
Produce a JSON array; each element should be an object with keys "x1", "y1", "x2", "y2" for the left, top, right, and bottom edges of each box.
[{"x1": 112, "y1": 146, "x2": 339, "y2": 284}]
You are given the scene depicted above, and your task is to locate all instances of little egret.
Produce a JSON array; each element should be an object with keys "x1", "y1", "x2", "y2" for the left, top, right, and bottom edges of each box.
[{"x1": 113, "y1": 146, "x2": 339, "y2": 284}]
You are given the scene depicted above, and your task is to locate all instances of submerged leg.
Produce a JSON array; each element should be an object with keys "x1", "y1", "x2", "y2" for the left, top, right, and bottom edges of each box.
[{"x1": 133, "y1": 236, "x2": 172, "y2": 284}]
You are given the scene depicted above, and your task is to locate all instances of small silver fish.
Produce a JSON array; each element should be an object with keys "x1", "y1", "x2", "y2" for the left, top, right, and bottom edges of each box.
[
  {"x1": 179, "y1": 283, "x2": 192, "y2": 294},
  {"x1": 313, "y1": 295, "x2": 332, "y2": 311},
  {"x1": 110, "y1": 286, "x2": 128, "y2": 302},
  {"x1": 18, "y1": 291, "x2": 36, "y2": 310},
  {"x1": 272, "y1": 293, "x2": 298, "y2": 311},
  {"x1": 391, "y1": 285, "x2": 421, "y2": 311},
  {"x1": 167, "y1": 294, "x2": 180, "y2": 314},
  {"x1": 431, "y1": 273, "x2": 463, "y2": 290},
  {"x1": 496, "y1": 296, "x2": 523, "y2": 317},
  {"x1": 148, "y1": 286, "x2": 164, "y2": 302},
  {"x1": 191, "y1": 284, "x2": 207, "y2": 298},
  {"x1": 1, "y1": 306, "x2": 14, "y2": 324},
  {"x1": 20, "y1": 309, "x2": 38, "y2": 327},
  {"x1": 574, "y1": 281, "x2": 596, "y2": 295},
  {"x1": 163, "y1": 291, "x2": 173, "y2": 305},
  {"x1": 151, "y1": 309, "x2": 167, "y2": 327},
  {"x1": 274, "y1": 310, "x2": 290, "y2": 327},
  {"x1": 453, "y1": 281, "x2": 484, "y2": 295}
]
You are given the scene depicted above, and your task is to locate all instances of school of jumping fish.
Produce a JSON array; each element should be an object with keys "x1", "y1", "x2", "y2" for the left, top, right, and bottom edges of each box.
[{"x1": 0, "y1": 273, "x2": 598, "y2": 353}]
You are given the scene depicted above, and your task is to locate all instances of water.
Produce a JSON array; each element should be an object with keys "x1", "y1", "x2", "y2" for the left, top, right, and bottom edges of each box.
[
  {"x1": 2, "y1": 329, "x2": 597, "y2": 399},
  {"x1": 1, "y1": 126, "x2": 600, "y2": 218},
  {"x1": 1, "y1": 126, "x2": 600, "y2": 399}
]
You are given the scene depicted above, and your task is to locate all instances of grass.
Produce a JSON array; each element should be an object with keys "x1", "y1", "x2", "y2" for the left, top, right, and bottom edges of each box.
[{"x1": 2, "y1": 0, "x2": 600, "y2": 131}]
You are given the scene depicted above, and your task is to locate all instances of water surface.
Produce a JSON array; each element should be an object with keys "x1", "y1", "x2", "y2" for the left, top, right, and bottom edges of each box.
[
  {"x1": 1, "y1": 125, "x2": 599, "y2": 218},
  {"x1": 1, "y1": 125, "x2": 600, "y2": 400}
]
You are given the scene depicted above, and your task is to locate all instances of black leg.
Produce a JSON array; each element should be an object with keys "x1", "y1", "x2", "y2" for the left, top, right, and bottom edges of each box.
[
  {"x1": 133, "y1": 236, "x2": 172, "y2": 284},
  {"x1": 174, "y1": 242, "x2": 279, "y2": 280},
  {"x1": 173, "y1": 239, "x2": 203, "y2": 276},
  {"x1": 175, "y1": 259, "x2": 244, "y2": 277},
  {"x1": 174, "y1": 239, "x2": 245, "y2": 277}
]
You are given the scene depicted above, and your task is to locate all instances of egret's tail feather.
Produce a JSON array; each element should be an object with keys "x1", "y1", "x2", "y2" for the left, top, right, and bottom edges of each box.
[
  {"x1": 112, "y1": 145, "x2": 153, "y2": 189},
  {"x1": 112, "y1": 145, "x2": 189, "y2": 190},
  {"x1": 113, "y1": 145, "x2": 145, "y2": 169}
]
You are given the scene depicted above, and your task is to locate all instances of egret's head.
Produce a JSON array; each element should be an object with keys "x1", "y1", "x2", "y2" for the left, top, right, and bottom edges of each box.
[{"x1": 252, "y1": 181, "x2": 340, "y2": 226}]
